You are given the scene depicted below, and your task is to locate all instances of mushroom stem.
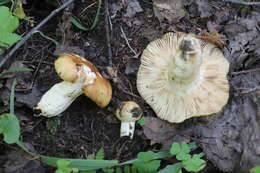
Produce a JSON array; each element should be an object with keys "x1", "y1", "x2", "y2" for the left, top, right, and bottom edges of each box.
[
  {"x1": 35, "y1": 81, "x2": 84, "y2": 117},
  {"x1": 120, "y1": 122, "x2": 136, "y2": 139},
  {"x1": 170, "y1": 37, "x2": 202, "y2": 83}
]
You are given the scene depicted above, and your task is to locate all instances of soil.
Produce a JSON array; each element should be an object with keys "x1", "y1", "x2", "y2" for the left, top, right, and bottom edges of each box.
[{"x1": 0, "y1": 0, "x2": 260, "y2": 173}]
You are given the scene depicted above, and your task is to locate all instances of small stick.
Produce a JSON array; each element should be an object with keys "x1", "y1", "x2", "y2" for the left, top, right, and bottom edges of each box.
[
  {"x1": 231, "y1": 67, "x2": 260, "y2": 75},
  {"x1": 120, "y1": 26, "x2": 138, "y2": 56},
  {"x1": 224, "y1": 0, "x2": 260, "y2": 5},
  {"x1": 0, "y1": 0, "x2": 76, "y2": 68},
  {"x1": 237, "y1": 86, "x2": 260, "y2": 95},
  {"x1": 105, "y1": 0, "x2": 113, "y2": 66}
]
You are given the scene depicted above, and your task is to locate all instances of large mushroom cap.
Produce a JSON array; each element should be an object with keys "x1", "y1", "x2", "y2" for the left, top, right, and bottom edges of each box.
[{"x1": 137, "y1": 32, "x2": 229, "y2": 123}]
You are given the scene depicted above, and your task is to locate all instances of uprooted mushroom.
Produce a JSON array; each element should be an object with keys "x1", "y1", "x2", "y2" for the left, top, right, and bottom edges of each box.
[
  {"x1": 137, "y1": 32, "x2": 230, "y2": 123},
  {"x1": 35, "y1": 53, "x2": 112, "y2": 117},
  {"x1": 115, "y1": 101, "x2": 143, "y2": 139}
]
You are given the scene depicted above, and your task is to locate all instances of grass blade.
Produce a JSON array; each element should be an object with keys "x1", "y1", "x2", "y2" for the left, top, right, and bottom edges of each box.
[
  {"x1": 40, "y1": 155, "x2": 118, "y2": 170},
  {"x1": 71, "y1": 0, "x2": 101, "y2": 31},
  {"x1": 0, "y1": 67, "x2": 32, "y2": 78},
  {"x1": 119, "y1": 151, "x2": 172, "y2": 166}
]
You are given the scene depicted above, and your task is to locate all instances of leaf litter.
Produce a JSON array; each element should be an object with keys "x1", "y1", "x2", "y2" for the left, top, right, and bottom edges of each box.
[
  {"x1": 0, "y1": 0, "x2": 259, "y2": 173},
  {"x1": 141, "y1": 1, "x2": 260, "y2": 172}
]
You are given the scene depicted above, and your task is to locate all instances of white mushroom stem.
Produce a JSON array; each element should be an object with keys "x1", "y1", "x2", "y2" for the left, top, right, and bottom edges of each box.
[
  {"x1": 35, "y1": 81, "x2": 84, "y2": 117},
  {"x1": 120, "y1": 122, "x2": 136, "y2": 139},
  {"x1": 170, "y1": 38, "x2": 202, "y2": 82},
  {"x1": 35, "y1": 64, "x2": 97, "y2": 117}
]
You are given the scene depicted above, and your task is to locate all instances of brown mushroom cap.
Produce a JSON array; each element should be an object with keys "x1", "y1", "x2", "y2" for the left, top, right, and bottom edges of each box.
[
  {"x1": 137, "y1": 32, "x2": 229, "y2": 123},
  {"x1": 55, "y1": 53, "x2": 112, "y2": 107},
  {"x1": 83, "y1": 72, "x2": 112, "y2": 107}
]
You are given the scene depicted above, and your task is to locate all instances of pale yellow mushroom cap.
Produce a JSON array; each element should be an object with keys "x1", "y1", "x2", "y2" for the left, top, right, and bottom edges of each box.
[
  {"x1": 55, "y1": 54, "x2": 78, "y2": 82},
  {"x1": 137, "y1": 32, "x2": 230, "y2": 123}
]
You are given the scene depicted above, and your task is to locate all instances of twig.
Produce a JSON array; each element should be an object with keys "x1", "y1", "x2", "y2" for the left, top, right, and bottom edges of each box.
[
  {"x1": 79, "y1": 2, "x2": 97, "y2": 17},
  {"x1": 120, "y1": 26, "x2": 138, "y2": 56},
  {"x1": 237, "y1": 86, "x2": 260, "y2": 95},
  {"x1": 231, "y1": 67, "x2": 260, "y2": 75},
  {"x1": 105, "y1": 0, "x2": 113, "y2": 66},
  {"x1": 224, "y1": 0, "x2": 260, "y2": 5},
  {"x1": 0, "y1": 0, "x2": 76, "y2": 68}
]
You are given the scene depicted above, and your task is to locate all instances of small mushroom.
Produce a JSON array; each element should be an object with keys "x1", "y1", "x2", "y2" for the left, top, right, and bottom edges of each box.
[
  {"x1": 115, "y1": 101, "x2": 142, "y2": 139},
  {"x1": 35, "y1": 53, "x2": 112, "y2": 117},
  {"x1": 137, "y1": 32, "x2": 230, "y2": 123}
]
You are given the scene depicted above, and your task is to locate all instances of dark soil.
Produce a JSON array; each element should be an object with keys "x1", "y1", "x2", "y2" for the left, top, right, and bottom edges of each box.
[{"x1": 0, "y1": 0, "x2": 259, "y2": 173}]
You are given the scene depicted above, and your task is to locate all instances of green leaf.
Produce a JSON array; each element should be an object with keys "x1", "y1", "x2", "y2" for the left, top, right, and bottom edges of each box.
[
  {"x1": 170, "y1": 142, "x2": 191, "y2": 159},
  {"x1": 123, "y1": 165, "x2": 131, "y2": 173},
  {"x1": 56, "y1": 160, "x2": 79, "y2": 173},
  {"x1": 102, "y1": 168, "x2": 114, "y2": 173},
  {"x1": 0, "y1": 6, "x2": 19, "y2": 32},
  {"x1": 131, "y1": 166, "x2": 138, "y2": 173},
  {"x1": 57, "y1": 159, "x2": 70, "y2": 168},
  {"x1": 250, "y1": 166, "x2": 260, "y2": 173},
  {"x1": 40, "y1": 155, "x2": 118, "y2": 171},
  {"x1": 180, "y1": 142, "x2": 190, "y2": 154},
  {"x1": 133, "y1": 160, "x2": 161, "y2": 173},
  {"x1": 176, "y1": 153, "x2": 191, "y2": 161},
  {"x1": 137, "y1": 117, "x2": 145, "y2": 126},
  {"x1": 0, "y1": 113, "x2": 20, "y2": 144},
  {"x1": 170, "y1": 143, "x2": 181, "y2": 155},
  {"x1": 95, "y1": 148, "x2": 105, "y2": 160},
  {"x1": 119, "y1": 151, "x2": 171, "y2": 166},
  {"x1": 71, "y1": 18, "x2": 88, "y2": 31},
  {"x1": 137, "y1": 151, "x2": 154, "y2": 162},
  {"x1": 115, "y1": 167, "x2": 122, "y2": 173},
  {"x1": 183, "y1": 154, "x2": 206, "y2": 172},
  {"x1": 0, "y1": 41, "x2": 9, "y2": 48},
  {"x1": 157, "y1": 163, "x2": 183, "y2": 173},
  {"x1": 0, "y1": 67, "x2": 32, "y2": 78},
  {"x1": 0, "y1": 31, "x2": 21, "y2": 46}
]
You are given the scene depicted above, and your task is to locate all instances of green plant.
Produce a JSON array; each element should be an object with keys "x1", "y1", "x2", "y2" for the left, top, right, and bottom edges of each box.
[
  {"x1": 55, "y1": 160, "x2": 79, "y2": 173},
  {"x1": 71, "y1": 0, "x2": 101, "y2": 31},
  {"x1": 0, "y1": 5, "x2": 21, "y2": 54},
  {"x1": 251, "y1": 165, "x2": 260, "y2": 173},
  {"x1": 0, "y1": 67, "x2": 32, "y2": 78},
  {"x1": 0, "y1": 80, "x2": 19, "y2": 144},
  {"x1": 158, "y1": 142, "x2": 206, "y2": 173},
  {"x1": 0, "y1": 70, "x2": 205, "y2": 173},
  {"x1": 137, "y1": 117, "x2": 145, "y2": 126}
]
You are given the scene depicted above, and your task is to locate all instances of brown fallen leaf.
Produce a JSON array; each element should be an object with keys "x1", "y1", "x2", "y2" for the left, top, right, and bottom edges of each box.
[
  {"x1": 142, "y1": 117, "x2": 190, "y2": 149},
  {"x1": 153, "y1": 0, "x2": 186, "y2": 23},
  {"x1": 197, "y1": 30, "x2": 226, "y2": 48}
]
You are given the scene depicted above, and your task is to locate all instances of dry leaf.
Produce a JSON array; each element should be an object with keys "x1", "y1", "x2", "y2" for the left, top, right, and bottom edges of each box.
[
  {"x1": 197, "y1": 30, "x2": 225, "y2": 48},
  {"x1": 153, "y1": 0, "x2": 186, "y2": 23}
]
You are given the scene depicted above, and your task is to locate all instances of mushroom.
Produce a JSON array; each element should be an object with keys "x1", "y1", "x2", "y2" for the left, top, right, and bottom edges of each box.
[
  {"x1": 35, "y1": 53, "x2": 112, "y2": 117},
  {"x1": 115, "y1": 101, "x2": 142, "y2": 139},
  {"x1": 137, "y1": 32, "x2": 229, "y2": 123}
]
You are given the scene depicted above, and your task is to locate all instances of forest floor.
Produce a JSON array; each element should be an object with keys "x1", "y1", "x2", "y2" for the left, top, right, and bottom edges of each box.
[{"x1": 0, "y1": 0, "x2": 260, "y2": 173}]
